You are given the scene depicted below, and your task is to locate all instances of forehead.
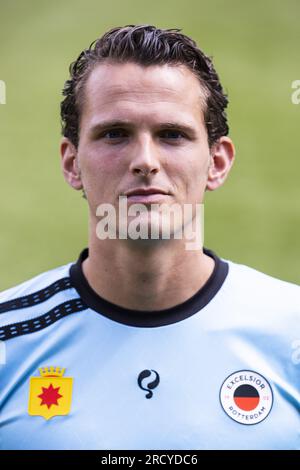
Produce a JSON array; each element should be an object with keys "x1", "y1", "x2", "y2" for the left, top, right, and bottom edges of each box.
[{"x1": 81, "y1": 62, "x2": 207, "y2": 125}]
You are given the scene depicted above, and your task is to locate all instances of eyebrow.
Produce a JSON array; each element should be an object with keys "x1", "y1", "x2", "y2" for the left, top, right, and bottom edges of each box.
[{"x1": 89, "y1": 120, "x2": 198, "y2": 137}]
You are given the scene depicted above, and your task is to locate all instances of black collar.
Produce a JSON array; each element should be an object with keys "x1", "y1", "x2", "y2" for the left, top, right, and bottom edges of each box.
[{"x1": 69, "y1": 247, "x2": 228, "y2": 328}]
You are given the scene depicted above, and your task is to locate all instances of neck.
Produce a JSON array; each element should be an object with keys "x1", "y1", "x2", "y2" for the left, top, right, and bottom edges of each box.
[{"x1": 82, "y1": 231, "x2": 215, "y2": 312}]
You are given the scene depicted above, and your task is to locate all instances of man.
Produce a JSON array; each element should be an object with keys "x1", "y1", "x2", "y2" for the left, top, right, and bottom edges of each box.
[{"x1": 0, "y1": 25, "x2": 299, "y2": 450}]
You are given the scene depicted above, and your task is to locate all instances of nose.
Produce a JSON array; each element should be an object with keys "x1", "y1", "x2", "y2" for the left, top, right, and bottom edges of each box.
[{"x1": 129, "y1": 134, "x2": 160, "y2": 176}]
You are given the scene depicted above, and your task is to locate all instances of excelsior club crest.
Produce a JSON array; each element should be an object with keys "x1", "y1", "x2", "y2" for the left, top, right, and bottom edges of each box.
[
  {"x1": 220, "y1": 370, "x2": 273, "y2": 425},
  {"x1": 28, "y1": 366, "x2": 73, "y2": 420}
]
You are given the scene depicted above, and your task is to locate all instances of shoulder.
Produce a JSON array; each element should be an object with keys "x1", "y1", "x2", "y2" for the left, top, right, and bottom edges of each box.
[
  {"x1": 0, "y1": 262, "x2": 73, "y2": 306},
  {"x1": 224, "y1": 256, "x2": 300, "y2": 296},
  {"x1": 0, "y1": 261, "x2": 80, "y2": 340},
  {"x1": 221, "y1": 256, "x2": 300, "y2": 325}
]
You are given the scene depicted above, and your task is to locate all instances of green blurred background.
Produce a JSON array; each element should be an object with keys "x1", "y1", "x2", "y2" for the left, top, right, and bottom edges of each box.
[{"x1": 0, "y1": 0, "x2": 299, "y2": 290}]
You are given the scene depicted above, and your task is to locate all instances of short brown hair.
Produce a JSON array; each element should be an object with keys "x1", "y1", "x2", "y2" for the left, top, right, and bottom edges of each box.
[{"x1": 61, "y1": 25, "x2": 229, "y2": 148}]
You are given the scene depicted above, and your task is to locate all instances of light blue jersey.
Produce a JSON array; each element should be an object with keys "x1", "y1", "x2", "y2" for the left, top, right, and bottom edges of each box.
[{"x1": 0, "y1": 248, "x2": 299, "y2": 450}]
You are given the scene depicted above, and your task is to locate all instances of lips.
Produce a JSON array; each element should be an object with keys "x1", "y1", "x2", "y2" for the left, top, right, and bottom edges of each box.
[
  {"x1": 123, "y1": 187, "x2": 170, "y2": 204},
  {"x1": 124, "y1": 187, "x2": 169, "y2": 197}
]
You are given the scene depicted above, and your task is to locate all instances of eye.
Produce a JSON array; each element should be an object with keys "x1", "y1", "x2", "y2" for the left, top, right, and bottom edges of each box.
[
  {"x1": 160, "y1": 130, "x2": 185, "y2": 140},
  {"x1": 103, "y1": 129, "x2": 128, "y2": 139}
]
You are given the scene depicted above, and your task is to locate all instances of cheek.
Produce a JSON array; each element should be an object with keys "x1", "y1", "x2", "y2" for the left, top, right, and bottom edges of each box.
[
  {"x1": 79, "y1": 147, "x2": 123, "y2": 190},
  {"x1": 168, "y1": 153, "x2": 209, "y2": 197},
  {"x1": 76, "y1": 159, "x2": 107, "y2": 210}
]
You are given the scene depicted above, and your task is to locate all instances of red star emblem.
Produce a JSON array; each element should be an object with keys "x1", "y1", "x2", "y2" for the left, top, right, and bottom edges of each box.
[{"x1": 38, "y1": 383, "x2": 63, "y2": 409}]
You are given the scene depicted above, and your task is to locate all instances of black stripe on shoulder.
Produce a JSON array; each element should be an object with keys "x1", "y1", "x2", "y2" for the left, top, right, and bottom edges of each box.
[
  {"x1": 0, "y1": 298, "x2": 87, "y2": 341},
  {"x1": 0, "y1": 277, "x2": 72, "y2": 314}
]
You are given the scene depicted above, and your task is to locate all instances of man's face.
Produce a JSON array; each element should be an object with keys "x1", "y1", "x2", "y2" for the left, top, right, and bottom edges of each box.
[{"x1": 71, "y1": 62, "x2": 218, "y2": 238}]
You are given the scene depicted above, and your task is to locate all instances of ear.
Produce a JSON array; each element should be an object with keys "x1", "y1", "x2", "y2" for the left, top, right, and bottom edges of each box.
[
  {"x1": 206, "y1": 136, "x2": 235, "y2": 191},
  {"x1": 60, "y1": 137, "x2": 83, "y2": 190}
]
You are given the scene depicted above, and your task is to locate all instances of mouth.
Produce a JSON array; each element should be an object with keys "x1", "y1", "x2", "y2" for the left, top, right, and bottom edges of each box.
[
  {"x1": 125, "y1": 194, "x2": 170, "y2": 203},
  {"x1": 123, "y1": 187, "x2": 170, "y2": 203}
]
